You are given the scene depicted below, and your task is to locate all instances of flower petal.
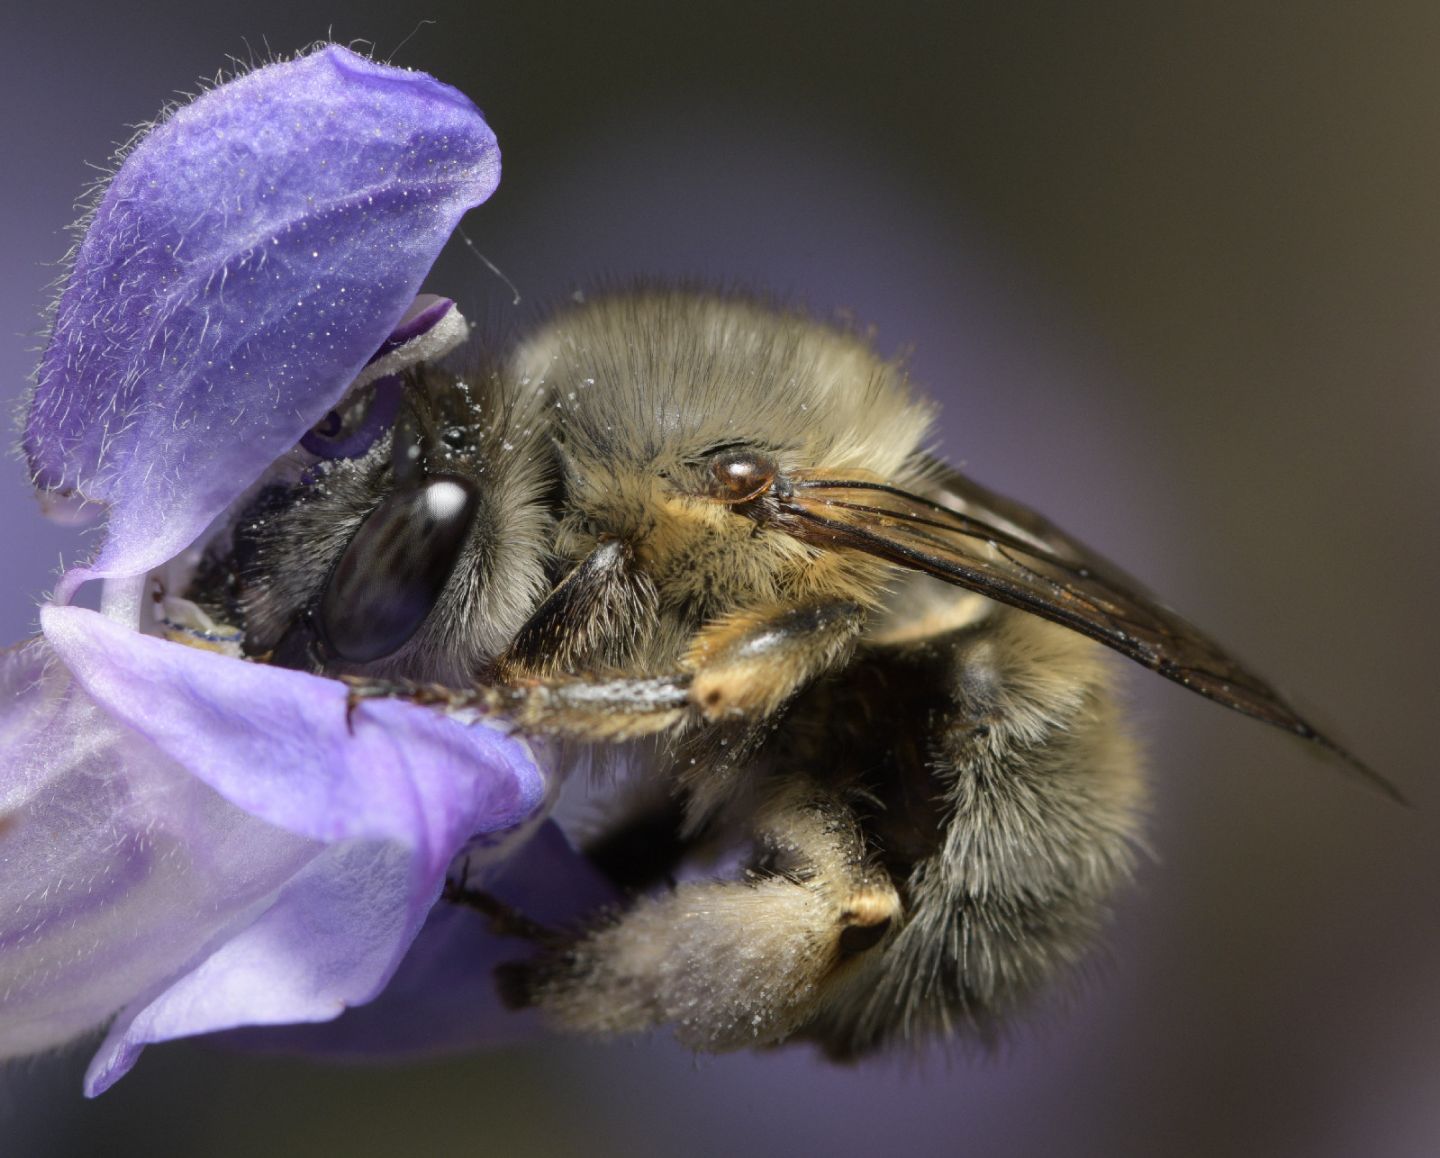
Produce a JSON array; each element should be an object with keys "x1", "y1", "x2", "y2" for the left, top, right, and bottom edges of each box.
[
  {"x1": 84, "y1": 838, "x2": 416, "y2": 1095},
  {"x1": 0, "y1": 639, "x2": 321, "y2": 1062},
  {"x1": 41, "y1": 606, "x2": 546, "y2": 880},
  {"x1": 25, "y1": 45, "x2": 501, "y2": 591},
  {"x1": 223, "y1": 821, "x2": 620, "y2": 1059},
  {"x1": 33, "y1": 607, "x2": 548, "y2": 1091}
]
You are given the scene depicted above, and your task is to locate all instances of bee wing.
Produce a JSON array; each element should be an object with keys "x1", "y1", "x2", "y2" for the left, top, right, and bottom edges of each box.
[
  {"x1": 778, "y1": 462, "x2": 1396, "y2": 796},
  {"x1": 914, "y1": 454, "x2": 1150, "y2": 593}
]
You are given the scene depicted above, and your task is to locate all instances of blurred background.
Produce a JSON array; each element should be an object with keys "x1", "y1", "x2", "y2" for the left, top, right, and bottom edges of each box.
[{"x1": 2, "y1": 3, "x2": 1436, "y2": 1156}]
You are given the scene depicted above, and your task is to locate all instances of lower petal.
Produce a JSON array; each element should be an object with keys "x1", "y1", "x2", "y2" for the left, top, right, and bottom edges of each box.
[
  {"x1": 222, "y1": 821, "x2": 619, "y2": 1059},
  {"x1": 85, "y1": 838, "x2": 417, "y2": 1094},
  {"x1": 0, "y1": 640, "x2": 320, "y2": 1062}
]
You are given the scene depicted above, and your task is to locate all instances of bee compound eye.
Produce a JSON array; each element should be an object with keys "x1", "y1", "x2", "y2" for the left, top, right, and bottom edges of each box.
[
  {"x1": 707, "y1": 449, "x2": 777, "y2": 504},
  {"x1": 317, "y1": 475, "x2": 479, "y2": 663}
]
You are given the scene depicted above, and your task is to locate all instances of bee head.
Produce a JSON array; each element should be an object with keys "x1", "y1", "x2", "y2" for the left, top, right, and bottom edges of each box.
[{"x1": 510, "y1": 290, "x2": 935, "y2": 617}]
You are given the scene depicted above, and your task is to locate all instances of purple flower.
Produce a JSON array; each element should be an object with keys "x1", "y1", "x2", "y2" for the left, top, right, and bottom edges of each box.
[
  {"x1": 25, "y1": 43, "x2": 500, "y2": 598},
  {"x1": 0, "y1": 45, "x2": 596, "y2": 1095}
]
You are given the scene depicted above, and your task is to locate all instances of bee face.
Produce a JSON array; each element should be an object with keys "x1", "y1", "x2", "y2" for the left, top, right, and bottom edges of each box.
[{"x1": 512, "y1": 292, "x2": 934, "y2": 633}]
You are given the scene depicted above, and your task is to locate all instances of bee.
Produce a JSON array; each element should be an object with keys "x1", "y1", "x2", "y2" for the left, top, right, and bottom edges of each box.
[{"x1": 192, "y1": 289, "x2": 1392, "y2": 1059}]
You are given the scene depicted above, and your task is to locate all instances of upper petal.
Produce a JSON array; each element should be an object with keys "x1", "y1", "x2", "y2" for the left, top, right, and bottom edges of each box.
[{"x1": 24, "y1": 45, "x2": 500, "y2": 588}]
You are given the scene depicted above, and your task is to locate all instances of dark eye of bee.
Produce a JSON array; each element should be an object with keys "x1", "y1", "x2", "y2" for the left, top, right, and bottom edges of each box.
[
  {"x1": 316, "y1": 474, "x2": 479, "y2": 663},
  {"x1": 301, "y1": 375, "x2": 404, "y2": 460},
  {"x1": 314, "y1": 400, "x2": 477, "y2": 664},
  {"x1": 706, "y1": 448, "x2": 777, "y2": 504}
]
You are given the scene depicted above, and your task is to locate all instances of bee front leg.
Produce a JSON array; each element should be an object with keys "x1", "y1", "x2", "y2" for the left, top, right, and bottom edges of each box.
[
  {"x1": 344, "y1": 598, "x2": 865, "y2": 742},
  {"x1": 344, "y1": 672, "x2": 695, "y2": 743},
  {"x1": 489, "y1": 596, "x2": 867, "y2": 736},
  {"x1": 502, "y1": 778, "x2": 900, "y2": 1051},
  {"x1": 682, "y1": 599, "x2": 867, "y2": 721}
]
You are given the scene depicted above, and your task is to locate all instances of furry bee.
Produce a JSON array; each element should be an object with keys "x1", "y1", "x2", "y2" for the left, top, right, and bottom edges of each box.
[{"x1": 192, "y1": 289, "x2": 1390, "y2": 1058}]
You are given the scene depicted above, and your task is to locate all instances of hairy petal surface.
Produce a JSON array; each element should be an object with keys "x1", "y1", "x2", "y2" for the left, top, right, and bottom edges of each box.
[{"x1": 24, "y1": 45, "x2": 500, "y2": 592}]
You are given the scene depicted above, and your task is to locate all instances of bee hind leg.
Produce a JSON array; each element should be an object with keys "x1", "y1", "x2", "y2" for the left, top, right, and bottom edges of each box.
[{"x1": 500, "y1": 778, "x2": 900, "y2": 1051}]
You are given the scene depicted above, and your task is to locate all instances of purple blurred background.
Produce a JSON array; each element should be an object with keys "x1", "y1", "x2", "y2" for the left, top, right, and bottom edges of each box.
[{"x1": 3, "y1": 4, "x2": 1437, "y2": 1156}]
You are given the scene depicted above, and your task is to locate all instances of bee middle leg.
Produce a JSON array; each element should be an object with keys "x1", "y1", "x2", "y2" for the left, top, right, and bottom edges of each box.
[
  {"x1": 582, "y1": 792, "x2": 695, "y2": 893},
  {"x1": 501, "y1": 777, "x2": 901, "y2": 1051}
]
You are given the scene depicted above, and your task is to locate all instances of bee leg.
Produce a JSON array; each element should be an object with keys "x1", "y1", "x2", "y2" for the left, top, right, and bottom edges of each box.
[
  {"x1": 481, "y1": 675, "x2": 695, "y2": 741},
  {"x1": 503, "y1": 778, "x2": 900, "y2": 1051},
  {"x1": 795, "y1": 607, "x2": 1147, "y2": 1056},
  {"x1": 682, "y1": 599, "x2": 867, "y2": 720},
  {"x1": 487, "y1": 593, "x2": 866, "y2": 735},
  {"x1": 582, "y1": 793, "x2": 695, "y2": 893},
  {"x1": 341, "y1": 672, "x2": 694, "y2": 742},
  {"x1": 441, "y1": 878, "x2": 564, "y2": 947},
  {"x1": 344, "y1": 597, "x2": 865, "y2": 742}
]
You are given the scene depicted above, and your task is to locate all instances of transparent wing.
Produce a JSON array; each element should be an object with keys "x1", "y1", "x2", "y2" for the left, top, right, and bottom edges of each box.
[{"x1": 775, "y1": 461, "x2": 1396, "y2": 798}]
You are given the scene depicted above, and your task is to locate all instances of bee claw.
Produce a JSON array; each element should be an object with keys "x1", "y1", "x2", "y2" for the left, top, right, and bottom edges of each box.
[
  {"x1": 343, "y1": 685, "x2": 366, "y2": 734},
  {"x1": 340, "y1": 675, "x2": 425, "y2": 733},
  {"x1": 441, "y1": 879, "x2": 563, "y2": 948}
]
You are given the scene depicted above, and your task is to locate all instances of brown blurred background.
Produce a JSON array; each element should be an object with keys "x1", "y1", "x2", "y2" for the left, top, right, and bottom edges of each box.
[{"x1": 2, "y1": 4, "x2": 1436, "y2": 1156}]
